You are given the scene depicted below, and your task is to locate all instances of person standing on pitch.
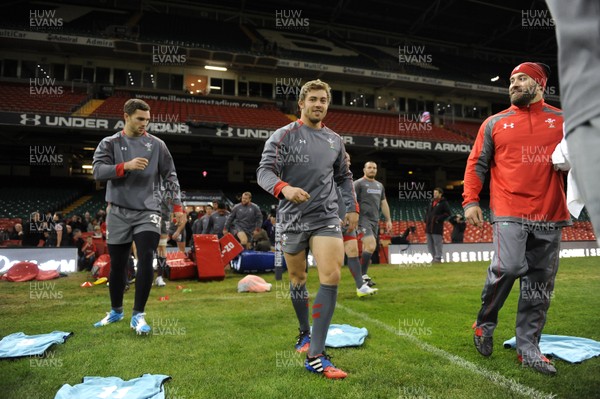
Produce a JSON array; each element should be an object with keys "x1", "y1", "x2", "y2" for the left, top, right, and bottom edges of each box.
[
  {"x1": 464, "y1": 62, "x2": 570, "y2": 375},
  {"x1": 424, "y1": 187, "x2": 450, "y2": 263},
  {"x1": 257, "y1": 79, "x2": 359, "y2": 379},
  {"x1": 192, "y1": 205, "x2": 213, "y2": 235},
  {"x1": 93, "y1": 98, "x2": 185, "y2": 335},
  {"x1": 154, "y1": 193, "x2": 170, "y2": 288},
  {"x1": 204, "y1": 202, "x2": 229, "y2": 238},
  {"x1": 449, "y1": 214, "x2": 467, "y2": 243},
  {"x1": 545, "y1": 0, "x2": 600, "y2": 246},
  {"x1": 167, "y1": 211, "x2": 187, "y2": 253},
  {"x1": 354, "y1": 161, "x2": 393, "y2": 286},
  {"x1": 340, "y1": 154, "x2": 378, "y2": 297},
  {"x1": 155, "y1": 184, "x2": 186, "y2": 287},
  {"x1": 223, "y1": 192, "x2": 263, "y2": 249}
]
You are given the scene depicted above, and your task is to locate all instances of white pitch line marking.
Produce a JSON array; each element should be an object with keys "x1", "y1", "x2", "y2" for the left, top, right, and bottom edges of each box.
[{"x1": 337, "y1": 303, "x2": 556, "y2": 399}]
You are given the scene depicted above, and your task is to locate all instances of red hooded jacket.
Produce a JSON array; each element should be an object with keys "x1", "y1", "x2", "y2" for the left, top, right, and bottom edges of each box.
[{"x1": 463, "y1": 99, "x2": 570, "y2": 225}]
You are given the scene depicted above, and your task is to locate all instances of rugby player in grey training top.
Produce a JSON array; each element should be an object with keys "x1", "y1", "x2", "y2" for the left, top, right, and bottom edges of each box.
[
  {"x1": 223, "y1": 191, "x2": 263, "y2": 249},
  {"x1": 337, "y1": 154, "x2": 378, "y2": 297},
  {"x1": 257, "y1": 79, "x2": 359, "y2": 379},
  {"x1": 354, "y1": 161, "x2": 392, "y2": 286},
  {"x1": 92, "y1": 98, "x2": 185, "y2": 335}
]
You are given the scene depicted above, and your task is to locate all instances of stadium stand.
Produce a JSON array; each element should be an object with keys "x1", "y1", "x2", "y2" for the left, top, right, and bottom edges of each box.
[
  {"x1": 0, "y1": 83, "x2": 90, "y2": 114},
  {"x1": 379, "y1": 218, "x2": 597, "y2": 244},
  {"x1": 86, "y1": 90, "x2": 472, "y2": 141},
  {"x1": 64, "y1": 190, "x2": 107, "y2": 219},
  {"x1": 325, "y1": 109, "x2": 472, "y2": 142},
  {"x1": 377, "y1": 199, "x2": 596, "y2": 244},
  {"x1": 91, "y1": 92, "x2": 292, "y2": 129},
  {"x1": 446, "y1": 121, "x2": 482, "y2": 139},
  {"x1": 0, "y1": 188, "x2": 81, "y2": 220}
]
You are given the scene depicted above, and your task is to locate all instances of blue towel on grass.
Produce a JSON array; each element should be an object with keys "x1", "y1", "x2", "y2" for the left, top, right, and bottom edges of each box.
[
  {"x1": 0, "y1": 331, "x2": 72, "y2": 359},
  {"x1": 55, "y1": 374, "x2": 171, "y2": 399},
  {"x1": 503, "y1": 334, "x2": 600, "y2": 363},
  {"x1": 324, "y1": 324, "x2": 368, "y2": 348}
]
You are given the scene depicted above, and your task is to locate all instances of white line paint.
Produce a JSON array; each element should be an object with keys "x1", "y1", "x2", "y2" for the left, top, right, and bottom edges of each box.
[{"x1": 337, "y1": 303, "x2": 556, "y2": 399}]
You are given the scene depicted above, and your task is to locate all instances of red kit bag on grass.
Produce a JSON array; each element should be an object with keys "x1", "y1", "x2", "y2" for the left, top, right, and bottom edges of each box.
[
  {"x1": 165, "y1": 252, "x2": 197, "y2": 280},
  {"x1": 36, "y1": 269, "x2": 60, "y2": 281},
  {"x1": 91, "y1": 254, "x2": 111, "y2": 279},
  {"x1": 4, "y1": 262, "x2": 38, "y2": 282}
]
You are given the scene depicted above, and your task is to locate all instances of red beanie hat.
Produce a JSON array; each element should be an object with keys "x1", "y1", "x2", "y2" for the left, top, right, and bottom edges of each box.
[{"x1": 511, "y1": 62, "x2": 548, "y2": 89}]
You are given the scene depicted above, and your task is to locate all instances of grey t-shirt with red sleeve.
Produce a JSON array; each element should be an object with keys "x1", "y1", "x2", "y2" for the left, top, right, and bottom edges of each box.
[
  {"x1": 93, "y1": 130, "x2": 182, "y2": 213},
  {"x1": 257, "y1": 120, "x2": 358, "y2": 233}
]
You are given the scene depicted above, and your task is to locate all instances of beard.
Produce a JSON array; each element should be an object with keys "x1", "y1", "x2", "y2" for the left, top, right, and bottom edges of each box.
[
  {"x1": 308, "y1": 116, "x2": 322, "y2": 124},
  {"x1": 510, "y1": 85, "x2": 538, "y2": 106}
]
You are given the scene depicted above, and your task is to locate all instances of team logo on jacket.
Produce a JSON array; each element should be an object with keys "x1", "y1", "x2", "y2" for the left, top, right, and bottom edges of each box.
[
  {"x1": 327, "y1": 138, "x2": 335, "y2": 149},
  {"x1": 545, "y1": 118, "x2": 556, "y2": 128},
  {"x1": 503, "y1": 123, "x2": 514, "y2": 129},
  {"x1": 144, "y1": 142, "x2": 153, "y2": 152}
]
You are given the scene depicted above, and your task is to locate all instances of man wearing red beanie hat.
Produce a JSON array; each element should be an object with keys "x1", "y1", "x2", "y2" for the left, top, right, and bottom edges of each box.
[{"x1": 463, "y1": 62, "x2": 571, "y2": 375}]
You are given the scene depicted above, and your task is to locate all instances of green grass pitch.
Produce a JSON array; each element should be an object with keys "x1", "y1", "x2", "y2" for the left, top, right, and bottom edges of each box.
[{"x1": 1, "y1": 257, "x2": 599, "y2": 398}]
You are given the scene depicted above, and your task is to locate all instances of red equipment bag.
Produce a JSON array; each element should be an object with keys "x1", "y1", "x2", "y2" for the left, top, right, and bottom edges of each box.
[
  {"x1": 5, "y1": 261, "x2": 39, "y2": 282},
  {"x1": 166, "y1": 251, "x2": 197, "y2": 280},
  {"x1": 91, "y1": 254, "x2": 111, "y2": 279}
]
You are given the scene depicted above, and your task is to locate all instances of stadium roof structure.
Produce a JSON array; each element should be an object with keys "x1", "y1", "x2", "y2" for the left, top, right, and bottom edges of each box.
[
  {"x1": 146, "y1": 0, "x2": 559, "y2": 83},
  {"x1": 178, "y1": 0, "x2": 557, "y2": 60},
  {"x1": 1, "y1": 0, "x2": 559, "y2": 90}
]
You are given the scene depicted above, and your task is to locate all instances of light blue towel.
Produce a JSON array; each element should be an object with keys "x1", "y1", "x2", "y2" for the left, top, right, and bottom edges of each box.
[
  {"x1": 503, "y1": 334, "x2": 600, "y2": 363},
  {"x1": 324, "y1": 324, "x2": 369, "y2": 348},
  {"x1": 55, "y1": 374, "x2": 171, "y2": 399},
  {"x1": 0, "y1": 331, "x2": 72, "y2": 358}
]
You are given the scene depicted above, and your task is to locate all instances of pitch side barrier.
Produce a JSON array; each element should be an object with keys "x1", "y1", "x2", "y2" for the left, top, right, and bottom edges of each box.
[
  {"x1": 389, "y1": 241, "x2": 600, "y2": 265},
  {"x1": 0, "y1": 247, "x2": 77, "y2": 273},
  {"x1": 0, "y1": 112, "x2": 472, "y2": 154}
]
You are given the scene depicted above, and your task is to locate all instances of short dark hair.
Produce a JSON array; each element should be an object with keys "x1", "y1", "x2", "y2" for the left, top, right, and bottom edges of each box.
[
  {"x1": 124, "y1": 99, "x2": 150, "y2": 115},
  {"x1": 217, "y1": 202, "x2": 227, "y2": 210},
  {"x1": 434, "y1": 187, "x2": 444, "y2": 195}
]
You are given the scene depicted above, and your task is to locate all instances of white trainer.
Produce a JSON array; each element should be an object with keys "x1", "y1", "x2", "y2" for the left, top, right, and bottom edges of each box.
[{"x1": 357, "y1": 283, "x2": 378, "y2": 297}]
